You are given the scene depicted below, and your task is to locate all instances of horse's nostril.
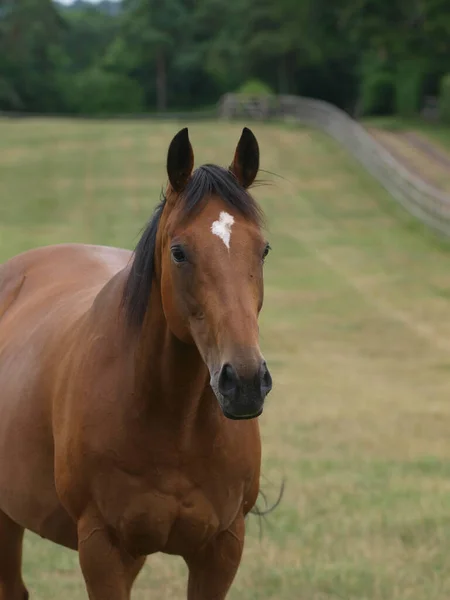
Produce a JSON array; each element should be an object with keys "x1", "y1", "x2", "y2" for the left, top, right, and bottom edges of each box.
[
  {"x1": 218, "y1": 363, "x2": 238, "y2": 398},
  {"x1": 261, "y1": 362, "x2": 273, "y2": 394}
]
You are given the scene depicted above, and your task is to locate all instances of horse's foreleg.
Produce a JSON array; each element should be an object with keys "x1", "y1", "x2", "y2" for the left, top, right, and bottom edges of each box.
[
  {"x1": 77, "y1": 509, "x2": 145, "y2": 600},
  {"x1": 0, "y1": 510, "x2": 28, "y2": 600},
  {"x1": 186, "y1": 517, "x2": 245, "y2": 600}
]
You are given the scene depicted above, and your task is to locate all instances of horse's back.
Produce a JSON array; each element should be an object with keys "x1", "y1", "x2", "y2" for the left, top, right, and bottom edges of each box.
[
  {"x1": 0, "y1": 243, "x2": 130, "y2": 541},
  {"x1": 1, "y1": 242, "x2": 130, "y2": 303},
  {"x1": 0, "y1": 243, "x2": 131, "y2": 362}
]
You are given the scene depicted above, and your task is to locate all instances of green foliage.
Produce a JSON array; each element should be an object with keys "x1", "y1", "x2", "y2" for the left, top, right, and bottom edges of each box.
[
  {"x1": 439, "y1": 74, "x2": 450, "y2": 125},
  {"x1": 359, "y1": 56, "x2": 395, "y2": 116},
  {"x1": 0, "y1": 0, "x2": 66, "y2": 112},
  {"x1": 0, "y1": 0, "x2": 448, "y2": 115},
  {"x1": 0, "y1": 77, "x2": 22, "y2": 111},
  {"x1": 394, "y1": 60, "x2": 425, "y2": 117},
  {"x1": 235, "y1": 79, "x2": 274, "y2": 96},
  {"x1": 71, "y1": 68, "x2": 144, "y2": 114},
  {"x1": 119, "y1": 0, "x2": 189, "y2": 110},
  {"x1": 61, "y1": 3, "x2": 120, "y2": 72}
]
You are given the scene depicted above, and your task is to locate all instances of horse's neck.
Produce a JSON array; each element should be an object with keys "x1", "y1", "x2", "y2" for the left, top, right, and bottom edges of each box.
[{"x1": 130, "y1": 280, "x2": 216, "y2": 433}]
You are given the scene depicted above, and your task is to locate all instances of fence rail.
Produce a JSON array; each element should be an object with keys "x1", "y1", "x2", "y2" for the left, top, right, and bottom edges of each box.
[{"x1": 219, "y1": 93, "x2": 450, "y2": 237}]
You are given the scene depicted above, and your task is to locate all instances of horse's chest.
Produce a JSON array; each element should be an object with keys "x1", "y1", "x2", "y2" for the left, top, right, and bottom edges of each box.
[{"x1": 115, "y1": 483, "x2": 241, "y2": 557}]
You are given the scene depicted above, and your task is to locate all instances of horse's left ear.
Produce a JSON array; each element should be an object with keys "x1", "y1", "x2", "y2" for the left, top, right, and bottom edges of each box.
[
  {"x1": 230, "y1": 127, "x2": 259, "y2": 189},
  {"x1": 167, "y1": 127, "x2": 194, "y2": 193}
]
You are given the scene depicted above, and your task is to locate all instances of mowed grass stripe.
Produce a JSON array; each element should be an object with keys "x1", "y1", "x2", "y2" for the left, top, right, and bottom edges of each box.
[{"x1": 1, "y1": 119, "x2": 450, "y2": 599}]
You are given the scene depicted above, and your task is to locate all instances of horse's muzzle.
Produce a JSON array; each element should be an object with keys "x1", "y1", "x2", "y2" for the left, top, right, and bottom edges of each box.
[{"x1": 212, "y1": 360, "x2": 272, "y2": 420}]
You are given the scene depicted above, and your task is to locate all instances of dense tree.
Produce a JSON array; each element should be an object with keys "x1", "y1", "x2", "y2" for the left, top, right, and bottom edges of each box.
[
  {"x1": 118, "y1": 0, "x2": 189, "y2": 111},
  {"x1": 0, "y1": 0, "x2": 66, "y2": 111},
  {"x1": 0, "y1": 0, "x2": 448, "y2": 116}
]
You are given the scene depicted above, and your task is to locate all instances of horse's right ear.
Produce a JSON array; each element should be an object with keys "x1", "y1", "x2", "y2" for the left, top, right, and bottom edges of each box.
[{"x1": 167, "y1": 128, "x2": 194, "y2": 193}]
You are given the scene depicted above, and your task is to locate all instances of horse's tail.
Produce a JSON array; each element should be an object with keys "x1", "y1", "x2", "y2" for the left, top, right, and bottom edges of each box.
[{"x1": 247, "y1": 478, "x2": 285, "y2": 540}]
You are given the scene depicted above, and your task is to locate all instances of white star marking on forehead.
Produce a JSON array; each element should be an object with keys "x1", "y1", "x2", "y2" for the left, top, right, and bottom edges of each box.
[{"x1": 211, "y1": 211, "x2": 235, "y2": 250}]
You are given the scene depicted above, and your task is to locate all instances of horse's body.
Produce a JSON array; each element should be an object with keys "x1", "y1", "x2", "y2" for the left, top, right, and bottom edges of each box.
[
  {"x1": 0, "y1": 128, "x2": 271, "y2": 599},
  {"x1": 0, "y1": 244, "x2": 129, "y2": 551}
]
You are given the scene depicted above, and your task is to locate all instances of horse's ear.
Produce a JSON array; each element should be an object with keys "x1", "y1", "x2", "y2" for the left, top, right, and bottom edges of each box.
[
  {"x1": 230, "y1": 127, "x2": 259, "y2": 189},
  {"x1": 167, "y1": 127, "x2": 194, "y2": 193}
]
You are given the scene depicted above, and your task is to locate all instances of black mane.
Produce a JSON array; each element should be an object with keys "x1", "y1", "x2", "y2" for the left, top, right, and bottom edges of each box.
[{"x1": 122, "y1": 164, "x2": 263, "y2": 328}]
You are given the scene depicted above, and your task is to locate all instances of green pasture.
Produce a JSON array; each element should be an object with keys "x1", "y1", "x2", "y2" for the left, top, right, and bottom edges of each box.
[
  {"x1": 362, "y1": 116, "x2": 450, "y2": 151},
  {"x1": 2, "y1": 119, "x2": 450, "y2": 599}
]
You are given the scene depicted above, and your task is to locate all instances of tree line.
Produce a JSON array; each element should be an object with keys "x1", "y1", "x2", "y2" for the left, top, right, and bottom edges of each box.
[{"x1": 0, "y1": 0, "x2": 449, "y2": 118}]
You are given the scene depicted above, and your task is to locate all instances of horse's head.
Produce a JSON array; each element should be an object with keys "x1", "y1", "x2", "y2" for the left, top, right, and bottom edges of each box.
[{"x1": 125, "y1": 127, "x2": 272, "y2": 420}]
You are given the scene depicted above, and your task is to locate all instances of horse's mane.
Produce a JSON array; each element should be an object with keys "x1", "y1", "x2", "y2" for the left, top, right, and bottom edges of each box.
[{"x1": 122, "y1": 164, "x2": 264, "y2": 328}]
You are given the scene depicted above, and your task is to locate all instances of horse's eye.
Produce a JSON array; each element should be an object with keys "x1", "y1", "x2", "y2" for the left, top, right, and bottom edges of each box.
[
  {"x1": 171, "y1": 246, "x2": 187, "y2": 264},
  {"x1": 262, "y1": 244, "x2": 271, "y2": 262}
]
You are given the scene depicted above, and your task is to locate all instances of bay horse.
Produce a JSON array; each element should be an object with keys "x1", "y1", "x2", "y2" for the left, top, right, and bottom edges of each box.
[{"x1": 0, "y1": 126, "x2": 273, "y2": 599}]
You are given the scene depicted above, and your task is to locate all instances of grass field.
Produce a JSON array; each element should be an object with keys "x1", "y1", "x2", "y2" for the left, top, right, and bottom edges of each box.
[
  {"x1": 2, "y1": 118, "x2": 450, "y2": 599},
  {"x1": 362, "y1": 117, "x2": 450, "y2": 191},
  {"x1": 362, "y1": 116, "x2": 450, "y2": 151}
]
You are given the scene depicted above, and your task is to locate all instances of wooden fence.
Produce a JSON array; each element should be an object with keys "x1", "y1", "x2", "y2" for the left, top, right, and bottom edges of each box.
[{"x1": 219, "y1": 93, "x2": 450, "y2": 237}]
